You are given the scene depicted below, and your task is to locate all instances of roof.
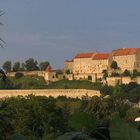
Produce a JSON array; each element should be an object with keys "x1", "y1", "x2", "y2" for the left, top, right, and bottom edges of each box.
[
  {"x1": 74, "y1": 52, "x2": 96, "y2": 59},
  {"x1": 113, "y1": 48, "x2": 138, "y2": 56},
  {"x1": 92, "y1": 53, "x2": 109, "y2": 60}
]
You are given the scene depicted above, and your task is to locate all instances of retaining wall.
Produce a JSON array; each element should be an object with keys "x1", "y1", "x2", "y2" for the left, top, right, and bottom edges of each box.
[{"x1": 0, "y1": 89, "x2": 100, "y2": 99}]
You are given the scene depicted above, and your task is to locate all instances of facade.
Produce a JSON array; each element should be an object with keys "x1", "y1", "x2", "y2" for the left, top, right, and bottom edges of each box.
[
  {"x1": 111, "y1": 48, "x2": 140, "y2": 72},
  {"x1": 64, "y1": 48, "x2": 140, "y2": 82},
  {"x1": 64, "y1": 60, "x2": 73, "y2": 73}
]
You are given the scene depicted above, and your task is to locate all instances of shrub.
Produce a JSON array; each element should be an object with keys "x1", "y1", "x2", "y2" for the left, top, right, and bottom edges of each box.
[
  {"x1": 15, "y1": 72, "x2": 24, "y2": 79},
  {"x1": 100, "y1": 85, "x2": 113, "y2": 95},
  {"x1": 111, "y1": 72, "x2": 120, "y2": 77},
  {"x1": 122, "y1": 69, "x2": 131, "y2": 77}
]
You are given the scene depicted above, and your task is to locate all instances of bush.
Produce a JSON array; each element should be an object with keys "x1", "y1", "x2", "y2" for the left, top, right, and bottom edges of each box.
[
  {"x1": 111, "y1": 72, "x2": 120, "y2": 77},
  {"x1": 15, "y1": 72, "x2": 24, "y2": 79},
  {"x1": 122, "y1": 69, "x2": 131, "y2": 77},
  {"x1": 100, "y1": 85, "x2": 113, "y2": 95}
]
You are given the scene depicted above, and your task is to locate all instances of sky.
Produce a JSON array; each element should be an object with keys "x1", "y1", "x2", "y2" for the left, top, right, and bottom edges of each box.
[{"x1": 1, "y1": 0, "x2": 140, "y2": 69}]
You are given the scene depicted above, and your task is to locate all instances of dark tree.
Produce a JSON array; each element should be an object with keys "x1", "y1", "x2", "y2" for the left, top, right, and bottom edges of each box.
[
  {"x1": 39, "y1": 61, "x2": 49, "y2": 70},
  {"x1": 111, "y1": 61, "x2": 118, "y2": 69},
  {"x1": 122, "y1": 69, "x2": 131, "y2": 77},
  {"x1": 13, "y1": 62, "x2": 20, "y2": 72},
  {"x1": 2, "y1": 61, "x2": 12, "y2": 72},
  {"x1": 24, "y1": 58, "x2": 39, "y2": 71}
]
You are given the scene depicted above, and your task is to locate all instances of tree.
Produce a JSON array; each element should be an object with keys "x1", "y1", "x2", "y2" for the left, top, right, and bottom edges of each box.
[
  {"x1": 122, "y1": 69, "x2": 131, "y2": 77},
  {"x1": 132, "y1": 69, "x2": 140, "y2": 78},
  {"x1": 13, "y1": 62, "x2": 20, "y2": 72},
  {"x1": 24, "y1": 58, "x2": 39, "y2": 71},
  {"x1": 39, "y1": 61, "x2": 49, "y2": 70},
  {"x1": 2, "y1": 61, "x2": 12, "y2": 72},
  {"x1": 15, "y1": 72, "x2": 24, "y2": 79},
  {"x1": 102, "y1": 69, "x2": 108, "y2": 80},
  {"x1": 111, "y1": 61, "x2": 118, "y2": 69}
]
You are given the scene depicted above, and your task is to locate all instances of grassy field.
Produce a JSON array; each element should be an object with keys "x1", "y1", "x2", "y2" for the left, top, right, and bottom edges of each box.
[
  {"x1": 46, "y1": 79, "x2": 102, "y2": 90},
  {"x1": 7, "y1": 77, "x2": 102, "y2": 90}
]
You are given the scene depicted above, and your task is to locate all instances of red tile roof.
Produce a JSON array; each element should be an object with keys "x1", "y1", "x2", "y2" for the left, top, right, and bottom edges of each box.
[
  {"x1": 74, "y1": 52, "x2": 96, "y2": 59},
  {"x1": 92, "y1": 53, "x2": 109, "y2": 60},
  {"x1": 113, "y1": 48, "x2": 138, "y2": 56}
]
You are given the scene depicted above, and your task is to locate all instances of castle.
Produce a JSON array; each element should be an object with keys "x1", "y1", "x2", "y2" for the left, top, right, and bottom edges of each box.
[{"x1": 64, "y1": 48, "x2": 140, "y2": 84}]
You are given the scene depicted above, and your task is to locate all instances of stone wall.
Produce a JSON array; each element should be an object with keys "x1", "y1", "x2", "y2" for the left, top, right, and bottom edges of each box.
[
  {"x1": 0, "y1": 89, "x2": 100, "y2": 99},
  {"x1": 7, "y1": 71, "x2": 45, "y2": 77}
]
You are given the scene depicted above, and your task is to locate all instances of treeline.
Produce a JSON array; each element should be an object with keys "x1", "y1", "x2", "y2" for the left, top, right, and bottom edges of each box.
[
  {"x1": 2, "y1": 58, "x2": 50, "y2": 72},
  {"x1": 0, "y1": 95, "x2": 140, "y2": 140},
  {"x1": 100, "y1": 82, "x2": 140, "y2": 103}
]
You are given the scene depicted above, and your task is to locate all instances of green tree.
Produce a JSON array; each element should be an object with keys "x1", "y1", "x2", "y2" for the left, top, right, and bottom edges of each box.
[
  {"x1": 102, "y1": 69, "x2": 108, "y2": 80},
  {"x1": 65, "y1": 69, "x2": 71, "y2": 75},
  {"x1": 2, "y1": 61, "x2": 12, "y2": 72},
  {"x1": 39, "y1": 61, "x2": 49, "y2": 70},
  {"x1": 13, "y1": 62, "x2": 20, "y2": 72},
  {"x1": 111, "y1": 61, "x2": 118, "y2": 69},
  {"x1": 132, "y1": 69, "x2": 140, "y2": 78},
  {"x1": 122, "y1": 69, "x2": 131, "y2": 77},
  {"x1": 24, "y1": 58, "x2": 39, "y2": 71}
]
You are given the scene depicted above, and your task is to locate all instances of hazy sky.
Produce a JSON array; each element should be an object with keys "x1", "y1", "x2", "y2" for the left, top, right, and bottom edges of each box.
[{"x1": 1, "y1": 0, "x2": 140, "y2": 68}]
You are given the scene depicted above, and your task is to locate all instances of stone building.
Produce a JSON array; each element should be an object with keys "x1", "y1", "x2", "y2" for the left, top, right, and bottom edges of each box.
[
  {"x1": 64, "y1": 60, "x2": 73, "y2": 73},
  {"x1": 111, "y1": 48, "x2": 140, "y2": 72},
  {"x1": 64, "y1": 47, "x2": 140, "y2": 82}
]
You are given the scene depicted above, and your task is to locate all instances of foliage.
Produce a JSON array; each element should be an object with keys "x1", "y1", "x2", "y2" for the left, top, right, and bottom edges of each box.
[
  {"x1": 13, "y1": 62, "x2": 21, "y2": 72},
  {"x1": 24, "y1": 58, "x2": 39, "y2": 71},
  {"x1": 100, "y1": 85, "x2": 113, "y2": 95},
  {"x1": 15, "y1": 72, "x2": 24, "y2": 79},
  {"x1": 68, "y1": 112, "x2": 96, "y2": 132},
  {"x1": 111, "y1": 72, "x2": 120, "y2": 77},
  {"x1": 46, "y1": 80, "x2": 103, "y2": 90},
  {"x1": 0, "y1": 78, "x2": 14, "y2": 89},
  {"x1": 102, "y1": 69, "x2": 108, "y2": 80},
  {"x1": 56, "y1": 132, "x2": 95, "y2": 140},
  {"x1": 110, "y1": 113, "x2": 140, "y2": 140},
  {"x1": 0, "y1": 95, "x2": 69, "y2": 139},
  {"x1": 39, "y1": 61, "x2": 49, "y2": 70},
  {"x1": 10, "y1": 76, "x2": 46, "y2": 89},
  {"x1": 110, "y1": 61, "x2": 118, "y2": 69},
  {"x1": 122, "y1": 69, "x2": 131, "y2": 77},
  {"x1": 132, "y1": 69, "x2": 140, "y2": 78},
  {"x1": 2, "y1": 61, "x2": 12, "y2": 72},
  {"x1": 65, "y1": 69, "x2": 71, "y2": 75}
]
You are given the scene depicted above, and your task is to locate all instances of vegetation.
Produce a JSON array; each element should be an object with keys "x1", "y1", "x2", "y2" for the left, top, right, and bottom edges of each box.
[
  {"x1": 110, "y1": 60, "x2": 118, "y2": 69},
  {"x1": 2, "y1": 58, "x2": 50, "y2": 72},
  {"x1": 39, "y1": 61, "x2": 49, "y2": 70},
  {"x1": 122, "y1": 69, "x2": 131, "y2": 77},
  {"x1": 13, "y1": 61, "x2": 21, "y2": 72},
  {"x1": 46, "y1": 80, "x2": 102, "y2": 90},
  {"x1": 0, "y1": 95, "x2": 139, "y2": 139},
  {"x1": 2, "y1": 61, "x2": 12, "y2": 72}
]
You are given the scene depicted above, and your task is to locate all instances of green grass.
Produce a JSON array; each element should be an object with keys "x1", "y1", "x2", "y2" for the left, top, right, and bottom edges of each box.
[
  {"x1": 9, "y1": 76, "x2": 46, "y2": 89},
  {"x1": 46, "y1": 79, "x2": 102, "y2": 90}
]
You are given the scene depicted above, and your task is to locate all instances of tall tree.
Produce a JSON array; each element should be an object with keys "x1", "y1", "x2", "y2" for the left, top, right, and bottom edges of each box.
[
  {"x1": 13, "y1": 62, "x2": 20, "y2": 72},
  {"x1": 24, "y1": 58, "x2": 39, "y2": 71},
  {"x1": 111, "y1": 61, "x2": 118, "y2": 70},
  {"x1": 39, "y1": 61, "x2": 49, "y2": 70},
  {"x1": 2, "y1": 61, "x2": 12, "y2": 72}
]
